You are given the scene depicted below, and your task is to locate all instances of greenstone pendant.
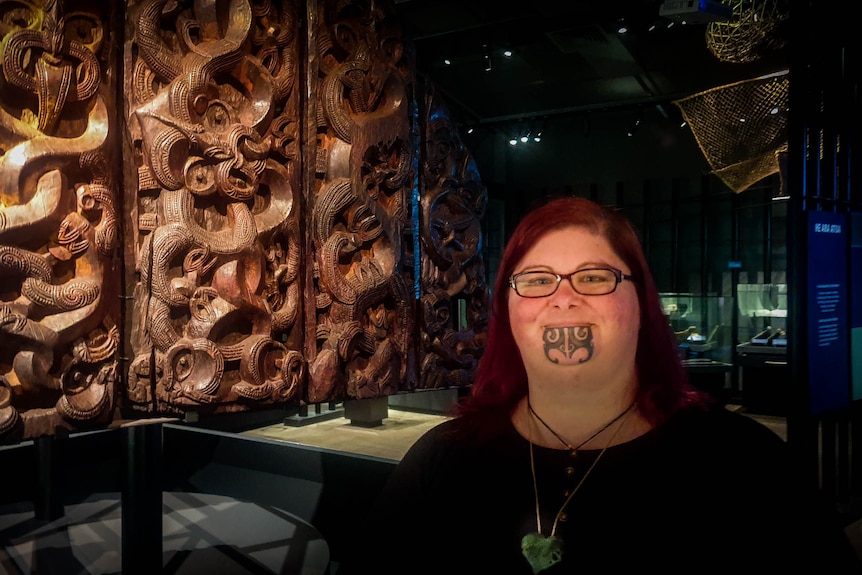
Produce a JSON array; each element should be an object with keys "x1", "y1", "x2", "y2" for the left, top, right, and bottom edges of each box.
[{"x1": 521, "y1": 532, "x2": 564, "y2": 574}]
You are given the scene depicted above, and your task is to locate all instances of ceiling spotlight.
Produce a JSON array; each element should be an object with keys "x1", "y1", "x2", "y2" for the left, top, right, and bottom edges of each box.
[
  {"x1": 617, "y1": 25, "x2": 628, "y2": 34},
  {"x1": 466, "y1": 126, "x2": 474, "y2": 134},
  {"x1": 444, "y1": 58, "x2": 451, "y2": 66},
  {"x1": 508, "y1": 137, "x2": 518, "y2": 146},
  {"x1": 627, "y1": 113, "x2": 642, "y2": 137},
  {"x1": 533, "y1": 130, "x2": 543, "y2": 143},
  {"x1": 503, "y1": 49, "x2": 513, "y2": 57}
]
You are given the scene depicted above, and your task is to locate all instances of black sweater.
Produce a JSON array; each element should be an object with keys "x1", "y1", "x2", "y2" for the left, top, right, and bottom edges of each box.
[{"x1": 339, "y1": 405, "x2": 859, "y2": 574}]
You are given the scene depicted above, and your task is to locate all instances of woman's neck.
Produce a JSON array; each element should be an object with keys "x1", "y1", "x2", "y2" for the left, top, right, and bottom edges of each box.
[{"x1": 513, "y1": 376, "x2": 650, "y2": 450}]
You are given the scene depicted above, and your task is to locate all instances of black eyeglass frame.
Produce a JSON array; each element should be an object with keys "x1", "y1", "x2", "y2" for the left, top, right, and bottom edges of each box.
[{"x1": 508, "y1": 267, "x2": 635, "y2": 298}]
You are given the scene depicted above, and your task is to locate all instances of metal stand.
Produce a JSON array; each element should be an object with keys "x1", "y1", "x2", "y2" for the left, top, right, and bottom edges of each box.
[
  {"x1": 284, "y1": 402, "x2": 344, "y2": 427},
  {"x1": 121, "y1": 422, "x2": 163, "y2": 574},
  {"x1": 34, "y1": 434, "x2": 64, "y2": 521},
  {"x1": 343, "y1": 396, "x2": 388, "y2": 427}
]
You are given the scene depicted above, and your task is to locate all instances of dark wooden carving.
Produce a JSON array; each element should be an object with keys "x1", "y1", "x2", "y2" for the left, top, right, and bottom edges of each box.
[
  {"x1": 0, "y1": 0, "x2": 489, "y2": 437},
  {"x1": 123, "y1": 0, "x2": 304, "y2": 415},
  {"x1": 418, "y1": 82, "x2": 489, "y2": 389},
  {"x1": 307, "y1": 0, "x2": 416, "y2": 402},
  {"x1": 0, "y1": 0, "x2": 120, "y2": 441}
]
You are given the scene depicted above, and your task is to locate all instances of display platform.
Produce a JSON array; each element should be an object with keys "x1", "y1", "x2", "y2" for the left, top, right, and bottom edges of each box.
[{"x1": 241, "y1": 407, "x2": 449, "y2": 462}]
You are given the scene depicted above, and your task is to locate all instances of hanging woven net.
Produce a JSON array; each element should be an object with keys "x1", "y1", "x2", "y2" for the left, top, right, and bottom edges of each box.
[
  {"x1": 672, "y1": 70, "x2": 788, "y2": 193},
  {"x1": 706, "y1": 0, "x2": 789, "y2": 64}
]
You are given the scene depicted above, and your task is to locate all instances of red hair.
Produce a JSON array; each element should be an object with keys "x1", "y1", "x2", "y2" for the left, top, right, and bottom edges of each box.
[{"x1": 455, "y1": 196, "x2": 710, "y2": 425}]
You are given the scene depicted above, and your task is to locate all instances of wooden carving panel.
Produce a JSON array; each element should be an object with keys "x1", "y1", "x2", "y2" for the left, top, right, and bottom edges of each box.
[
  {"x1": 0, "y1": 1, "x2": 120, "y2": 441},
  {"x1": 307, "y1": 0, "x2": 416, "y2": 402},
  {"x1": 0, "y1": 0, "x2": 490, "y2": 437},
  {"x1": 418, "y1": 82, "x2": 489, "y2": 389},
  {"x1": 123, "y1": 0, "x2": 304, "y2": 415}
]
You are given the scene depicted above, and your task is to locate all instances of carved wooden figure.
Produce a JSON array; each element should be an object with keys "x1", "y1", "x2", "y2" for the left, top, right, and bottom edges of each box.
[
  {"x1": 307, "y1": 0, "x2": 416, "y2": 402},
  {"x1": 418, "y1": 82, "x2": 489, "y2": 389},
  {"x1": 0, "y1": 0, "x2": 490, "y2": 438},
  {"x1": 123, "y1": 0, "x2": 304, "y2": 415},
  {"x1": 0, "y1": 0, "x2": 120, "y2": 441}
]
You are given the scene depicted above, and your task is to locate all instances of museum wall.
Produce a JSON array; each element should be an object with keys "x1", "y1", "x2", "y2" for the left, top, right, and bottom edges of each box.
[{"x1": 0, "y1": 0, "x2": 490, "y2": 442}]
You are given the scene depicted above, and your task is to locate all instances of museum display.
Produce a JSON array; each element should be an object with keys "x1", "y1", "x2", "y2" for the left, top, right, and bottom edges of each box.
[
  {"x1": 736, "y1": 282, "x2": 787, "y2": 352},
  {"x1": 735, "y1": 282, "x2": 788, "y2": 414},
  {"x1": 0, "y1": 1, "x2": 120, "y2": 440},
  {"x1": 660, "y1": 292, "x2": 735, "y2": 363},
  {"x1": 0, "y1": 0, "x2": 489, "y2": 442}
]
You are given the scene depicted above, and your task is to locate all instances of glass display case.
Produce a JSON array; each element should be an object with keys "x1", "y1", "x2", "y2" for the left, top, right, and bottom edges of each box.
[
  {"x1": 660, "y1": 293, "x2": 735, "y2": 364},
  {"x1": 660, "y1": 293, "x2": 735, "y2": 401},
  {"x1": 736, "y1": 283, "x2": 788, "y2": 351},
  {"x1": 735, "y1": 283, "x2": 789, "y2": 415}
]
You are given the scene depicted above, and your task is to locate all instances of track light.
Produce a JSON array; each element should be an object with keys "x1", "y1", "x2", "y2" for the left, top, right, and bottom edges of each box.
[
  {"x1": 483, "y1": 44, "x2": 492, "y2": 72},
  {"x1": 627, "y1": 115, "x2": 642, "y2": 137}
]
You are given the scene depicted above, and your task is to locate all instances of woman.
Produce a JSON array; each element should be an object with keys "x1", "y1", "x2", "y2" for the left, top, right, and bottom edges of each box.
[{"x1": 338, "y1": 196, "x2": 858, "y2": 574}]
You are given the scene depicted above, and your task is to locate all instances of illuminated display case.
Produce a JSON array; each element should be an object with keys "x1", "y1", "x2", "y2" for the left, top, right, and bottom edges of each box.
[
  {"x1": 659, "y1": 293, "x2": 735, "y2": 401},
  {"x1": 736, "y1": 283, "x2": 788, "y2": 351},
  {"x1": 659, "y1": 293, "x2": 735, "y2": 364},
  {"x1": 735, "y1": 283, "x2": 789, "y2": 415}
]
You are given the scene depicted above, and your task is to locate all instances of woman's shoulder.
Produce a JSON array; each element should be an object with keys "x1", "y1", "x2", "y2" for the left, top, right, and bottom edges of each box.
[{"x1": 662, "y1": 403, "x2": 788, "y2": 453}]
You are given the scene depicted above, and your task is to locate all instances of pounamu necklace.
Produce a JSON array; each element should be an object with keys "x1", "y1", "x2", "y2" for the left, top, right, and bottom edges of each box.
[{"x1": 521, "y1": 400, "x2": 636, "y2": 575}]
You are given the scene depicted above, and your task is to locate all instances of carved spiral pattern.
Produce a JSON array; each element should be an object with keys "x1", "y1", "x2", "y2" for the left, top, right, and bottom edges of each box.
[
  {"x1": 21, "y1": 278, "x2": 100, "y2": 312},
  {"x1": 56, "y1": 363, "x2": 113, "y2": 422},
  {"x1": 163, "y1": 338, "x2": 224, "y2": 400},
  {"x1": 0, "y1": 247, "x2": 53, "y2": 281}
]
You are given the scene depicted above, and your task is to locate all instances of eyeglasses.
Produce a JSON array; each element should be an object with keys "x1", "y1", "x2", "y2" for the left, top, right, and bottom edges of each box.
[{"x1": 509, "y1": 268, "x2": 634, "y2": 298}]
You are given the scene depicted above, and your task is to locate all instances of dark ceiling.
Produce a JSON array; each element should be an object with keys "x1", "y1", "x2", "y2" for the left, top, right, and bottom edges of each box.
[{"x1": 394, "y1": 0, "x2": 790, "y2": 126}]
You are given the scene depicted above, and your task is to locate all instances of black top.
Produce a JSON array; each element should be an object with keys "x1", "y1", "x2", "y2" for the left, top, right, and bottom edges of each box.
[{"x1": 339, "y1": 404, "x2": 859, "y2": 574}]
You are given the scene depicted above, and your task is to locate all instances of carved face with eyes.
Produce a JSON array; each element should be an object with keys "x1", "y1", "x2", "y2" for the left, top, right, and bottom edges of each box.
[{"x1": 507, "y1": 226, "x2": 640, "y2": 381}]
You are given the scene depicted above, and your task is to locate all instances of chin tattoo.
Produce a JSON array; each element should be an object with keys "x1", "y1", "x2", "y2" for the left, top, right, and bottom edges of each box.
[{"x1": 543, "y1": 326, "x2": 594, "y2": 364}]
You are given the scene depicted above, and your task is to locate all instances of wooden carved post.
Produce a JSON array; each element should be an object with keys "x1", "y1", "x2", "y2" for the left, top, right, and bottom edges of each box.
[
  {"x1": 306, "y1": 0, "x2": 417, "y2": 402},
  {"x1": 0, "y1": 0, "x2": 491, "y2": 437},
  {"x1": 123, "y1": 0, "x2": 304, "y2": 416},
  {"x1": 418, "y1": 82, "x2": 489, "y2": 389},
  {"x1": 0, "y1": 1, "x2": 120, "y2": 441}
]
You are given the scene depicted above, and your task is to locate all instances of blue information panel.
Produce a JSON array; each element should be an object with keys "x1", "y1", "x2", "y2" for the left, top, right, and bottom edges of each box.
[
  {"x1": 807, "y1": 211, "x2": 850, "y2": 415},
  {"x1": 852, "y1": 212, "x2": 862, "y2": 401}
]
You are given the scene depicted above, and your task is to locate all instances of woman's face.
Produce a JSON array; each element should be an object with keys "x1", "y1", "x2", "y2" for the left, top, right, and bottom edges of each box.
[{"x1": 507, "y1": 226, "x2": 640, "y2": 377}]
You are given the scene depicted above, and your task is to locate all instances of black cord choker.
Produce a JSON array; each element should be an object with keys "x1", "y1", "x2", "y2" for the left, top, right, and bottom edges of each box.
[{"x1": 527, "y1": 398, "x2": 636, "y2": 454}]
